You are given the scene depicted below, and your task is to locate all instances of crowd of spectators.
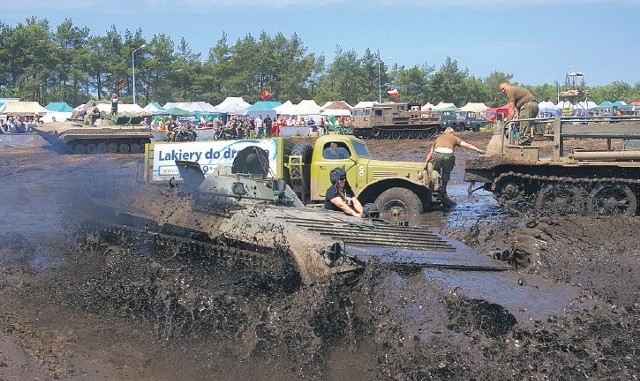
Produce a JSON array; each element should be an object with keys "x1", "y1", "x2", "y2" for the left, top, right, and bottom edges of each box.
[
  {"x1": 0, "y1": 115, "x2": 41, "y2": 134},
  {"x1": 148, "y1": 113, "x2": 352, "y2": 140}
]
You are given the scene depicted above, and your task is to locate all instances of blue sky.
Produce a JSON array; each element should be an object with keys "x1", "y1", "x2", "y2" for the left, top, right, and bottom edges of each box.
[{"x1": 4, "y1": 0, "x2": 639, "y2": 86}]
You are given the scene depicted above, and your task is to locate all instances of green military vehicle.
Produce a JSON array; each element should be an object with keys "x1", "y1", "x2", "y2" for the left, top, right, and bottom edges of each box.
[
  {"x1": 351, "y1": 102, "x2": 441, "y2": 139},
  {"x1": 145, "y1": 134, "x2": 443, "y2": 219}
]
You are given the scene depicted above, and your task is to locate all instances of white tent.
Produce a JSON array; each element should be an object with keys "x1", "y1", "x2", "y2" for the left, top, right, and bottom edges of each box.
[
  {"x1": 95, "y1": 103, "x2": 145, "y2": 114},
  {"x1": 293, "y1": 100, "x2": 322, "y2": 116},
  {"x1": 433, "y1": 102, "x2": 458, "y2": 111},
  {"x1": 574, "y1": 101, "x2": 598, "y2": 110},
  {"x1": 274, "y1": 100, "x2": 295, "y2": 115},
  {"x1": 538, "y1": 101, "x2": 562, "y2": 116},
  {"x1": 0, "y1": 101, "x2": 48, "y2": 115},
  {"x1": 422, "y1": 102, "x2": 436, "y2": 110},
  {"x1": 214, "y1": 97, "x2": 251, "y2": 114},
  {"x1": 163, "y1": 101, "x2": 218, "y2": 113},
  {"x1": 459, "y1": 102, "x2": 489, "y2": 113},
  {"x1": 352, "y1": 101, "x2": 376, "y2": 109},
  {"x1": 557, "y1": 101, "x2": 575, "y2": 110},
  {"x1": 41, "y1": 111, "x2": 73, "y2": 123}
]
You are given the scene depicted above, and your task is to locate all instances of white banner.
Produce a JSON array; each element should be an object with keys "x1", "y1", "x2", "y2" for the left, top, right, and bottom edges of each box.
[{"x1": 150, "y1": 139, "x2": 280, "y2": 181}]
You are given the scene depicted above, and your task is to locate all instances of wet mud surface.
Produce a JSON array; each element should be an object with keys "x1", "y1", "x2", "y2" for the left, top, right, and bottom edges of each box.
[{"x1": 1, "y1": 133, "x2": 640, "y2": 380}]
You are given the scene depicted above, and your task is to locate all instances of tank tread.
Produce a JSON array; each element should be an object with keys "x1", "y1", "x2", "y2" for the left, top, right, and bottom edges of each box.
[
  {"x1": 354, "y1": 126, "x2": 438, "y2": 140},
  {"x1": 77, "y1": 220, "x2": 300, "y2": 286},
  {"x1": 493, "y1": 171, "x2": 640, "y2": 216}
]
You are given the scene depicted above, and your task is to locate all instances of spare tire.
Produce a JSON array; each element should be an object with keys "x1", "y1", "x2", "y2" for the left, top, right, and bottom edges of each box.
[{"x1": 288, "y1": 142, "x2": 313, "y2": 202}]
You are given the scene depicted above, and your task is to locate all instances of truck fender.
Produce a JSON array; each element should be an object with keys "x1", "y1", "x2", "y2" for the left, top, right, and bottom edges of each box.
[{"x1": 356, "y1": 179, "x2": 432, "y2": 219}]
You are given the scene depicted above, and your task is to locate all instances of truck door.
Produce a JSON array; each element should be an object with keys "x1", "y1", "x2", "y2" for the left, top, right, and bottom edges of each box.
[{"x1": 315, "y1": 141, "x2": 357, "y2": 198}]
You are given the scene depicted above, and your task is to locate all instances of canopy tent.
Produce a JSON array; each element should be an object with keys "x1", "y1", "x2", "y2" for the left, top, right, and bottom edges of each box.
[
  {"x1": 352, "y1": 101, "x2": 376, "y2": 109},
  {"x1": 321, "y1": 100, "x2": 353, "y2": 117},
  {"x1": 158, "y1": 107, "x2": 194, "y2": 117},
  {"x1": 293, "y1": 100, "x2": 322, "y2": 116},
  {"x1": 243, "y1": 101, "x2": 281, "y2": 117},
  {"x1": 144, "y1": 101, "x2": 165, "y2": 112},
  {"x1": 45, "y1": 101, "x2": 74, "y2": 112},
  {"x1": 612, "y1": 100, "x2": 627, "y2": 108},
  {"x1": 41, "y1": 111, "x2": 73, "y2": 123},
  {"x1": 163, "y1": 101, "x2": 218, "y2": 113},
  {"x1": 574, "y1": 101, "x2": 597, "y2": 110},
  {"x1": 538, "y1": 101, "x2": 562, "y2": 116},
  {"x1": 422, "y1": 102, "x2": 436, "y2": 110},
  {"x1": 598, "y1": 101, "x2": 613, "y2": 108},
  {"x1": 0, "y1": 101, "x2": 48, "y2": 116},
  {"x1": 274, "y1": 100, "x2": 294, "y2": 115},
  {"x1": 432, "y1": 102, "x2": 458, "y2": 111},
  {"x1": 214, "y1": 97, "x2": 251, "y2": 114},
  {"x1": 93, "y1": 102, "x2": 146, "y2": 114},
  {"x1": 557, "y1": 100, "x2": 575, "y2": 110},
  {"x1": 459, "y1": 102, "x2": 489, "y2": 113}
]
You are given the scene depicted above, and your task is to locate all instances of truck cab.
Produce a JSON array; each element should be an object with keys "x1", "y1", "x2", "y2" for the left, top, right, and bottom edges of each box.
[{"x1": 298, "y1": 134, "x2": 436, "y2": 218}]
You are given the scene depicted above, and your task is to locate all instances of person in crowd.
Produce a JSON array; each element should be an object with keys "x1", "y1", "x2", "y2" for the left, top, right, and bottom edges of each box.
[
  {"x1": 91, "y1": 102, "x2": 101, "y2": 125},
  {"x1": 157, "y1": 116, "x2": 166, "y2": 131},
  {"x1": 0, "y1": 118, "x2": 6, "y2": 134},
  {"x1": 500, "y1": 82, "x2": 539, "y2": 145},
  {"x1": 264, "y1": 115, "x2": 273, "y2": 138},
  {"x1": 140, "y1": 117, "x2": 151, "y2": 127},
  {"x1": 318, "y1": 118, "x2": 326, "y2": 136},
  {"x1": 110, "y1": 92, "x2": 119, "y2": 115},
  {"x1": 324, "y1": 167, "x2": 364, "y2": 218},
  {"x1": 424, "y1": 127, "x2": 485, "y2": 203},
  {"x1": 254, "y1": 115, "x2": 263, "y2": 138}
]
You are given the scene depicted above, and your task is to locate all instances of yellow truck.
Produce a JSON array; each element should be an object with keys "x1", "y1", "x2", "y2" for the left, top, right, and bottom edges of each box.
[{"x1": 145, "y1": 134, "x2": 442, "y2": 218}]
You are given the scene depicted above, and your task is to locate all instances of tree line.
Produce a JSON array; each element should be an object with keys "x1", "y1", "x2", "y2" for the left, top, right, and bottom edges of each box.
[{"x1": 1, "y1": 17, "x2": 639, "y2": 108}]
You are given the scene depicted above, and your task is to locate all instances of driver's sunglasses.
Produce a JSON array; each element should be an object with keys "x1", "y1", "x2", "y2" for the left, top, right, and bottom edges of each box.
[{"x1": 339, "y1": 177, "x2": 346, "y2": 181}]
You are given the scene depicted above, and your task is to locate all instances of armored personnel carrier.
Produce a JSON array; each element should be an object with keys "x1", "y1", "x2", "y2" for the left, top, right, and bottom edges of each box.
[
  {"x1": 85, "y1": 150, "x2": 509, "y2": 288},
  {"x1": 34, "y1": 113, "x2": 152, "y2": 154},
  {"x1": 351, "y1": 102, "x2": 441, "y2": 139},
  {"x1": 465, "y1": 115, "x2": 640, "y2": 216}
]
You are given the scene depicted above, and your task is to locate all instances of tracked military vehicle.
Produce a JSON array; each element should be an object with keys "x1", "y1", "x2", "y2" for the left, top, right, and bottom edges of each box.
[
  {"x1": 465, "y1": 115, "x2": 640, "y2": 216},
  {"x1": 85, "y1": 148, "x2": 509, "y2": 288},
  {"x1": 34, "y1": 112, "x2": 152, "y2": 154},
  {"x1": 351, "y1": 102, "x2": 441, "y2": 139}
]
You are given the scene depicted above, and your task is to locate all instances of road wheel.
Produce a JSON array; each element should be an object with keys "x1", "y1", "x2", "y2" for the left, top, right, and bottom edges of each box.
[
  {"x1": 107, "y1": 143, "x2": 119, "y2": 153},
  {"x1": 391, "y1": 130, "x2": 402, "y2": 139},
  {"x1": 535, "y1": 183, "x2": 584, "y2": 215},
  {"x1": 375, "y1": 187, "x2": 423, "y2": 221},
  {"x1": 86, "y1": 143, "x2": 97, "y2": 154},
  {"x1": 74, "y1": 143, "x2": 86, "y2": 154},
  {"x1": 97, "y1": 143, "x2": 108, "y2": 153},
  {"x1": 130, "y1": 143, "x2": 143, "y2": 153},
  {"x1": 587, "y1": 184, "x2": 637, "y2": 216},
  {"x1": 119, "y1": 143, "x2": 130, "y2": 153}
]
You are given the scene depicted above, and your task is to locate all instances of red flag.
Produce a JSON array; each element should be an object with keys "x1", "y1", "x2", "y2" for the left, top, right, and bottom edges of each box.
[
  {"x1": 259, "y1": 89, "x2": 272, "y2": 100},
  {"x1": 387, "y1": 89, "x2": 399, "y2": 97}
]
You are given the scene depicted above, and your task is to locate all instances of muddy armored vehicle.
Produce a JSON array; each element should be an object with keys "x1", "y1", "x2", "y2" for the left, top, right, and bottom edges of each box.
[
  {"x1": 465, "y1": 115, "x2": 640, "y2": 216},
  {"x1": 88, "y1": 148, "x2": 508, "y2": 288},
  {"x1": 34, "y1": 113, "x2": 153, "y2": 154},
  {"x1": 351, "y1": 102, "x2": 441, "y2": 139}
]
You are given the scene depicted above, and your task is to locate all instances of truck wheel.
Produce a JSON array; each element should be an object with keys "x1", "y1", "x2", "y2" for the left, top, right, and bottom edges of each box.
[
  {"x1": 375, "y1": 187, "x2": 423, "y2": 220},
  {"x1": 289, "y1": 142, "x2": 313, "y2": 202}
]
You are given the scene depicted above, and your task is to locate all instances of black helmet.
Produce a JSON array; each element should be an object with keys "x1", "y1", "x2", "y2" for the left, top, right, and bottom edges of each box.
[{"x1": 329, "y1": 167, "x2": 346, "y2": 184}]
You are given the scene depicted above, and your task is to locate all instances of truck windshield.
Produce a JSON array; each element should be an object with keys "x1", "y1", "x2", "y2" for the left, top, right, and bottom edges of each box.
[{"x1": 352, "y1": 140, "x2": 371, "y2": 158}]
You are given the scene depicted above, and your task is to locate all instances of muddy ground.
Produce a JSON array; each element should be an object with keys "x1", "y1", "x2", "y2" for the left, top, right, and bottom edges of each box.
[{"x1": 1, "y1": 132, "x2": 640, "y2": 380}]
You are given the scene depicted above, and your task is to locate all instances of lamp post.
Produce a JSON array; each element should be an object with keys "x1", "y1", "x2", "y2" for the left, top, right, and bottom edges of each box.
[
  {"x1": 377, "y1": 55, "x2": 392, "y2": 103},
  {"x1": 131, "y1": 44, "x2": 146, "y2": 105}
]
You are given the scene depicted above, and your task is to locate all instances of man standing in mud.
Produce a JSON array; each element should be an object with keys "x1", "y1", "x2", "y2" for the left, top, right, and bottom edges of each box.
[
  {"x1": 500, "y1": 82, "x2": 539, "y2": 145},
  {"x1": 425, "y1": 127, "x2": 485, "y2": 205}
]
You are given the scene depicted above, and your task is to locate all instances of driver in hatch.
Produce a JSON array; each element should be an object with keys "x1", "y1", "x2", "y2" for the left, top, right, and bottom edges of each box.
[{"x1": 324, "y1": 167, "x2": 365, "y2": 217}]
